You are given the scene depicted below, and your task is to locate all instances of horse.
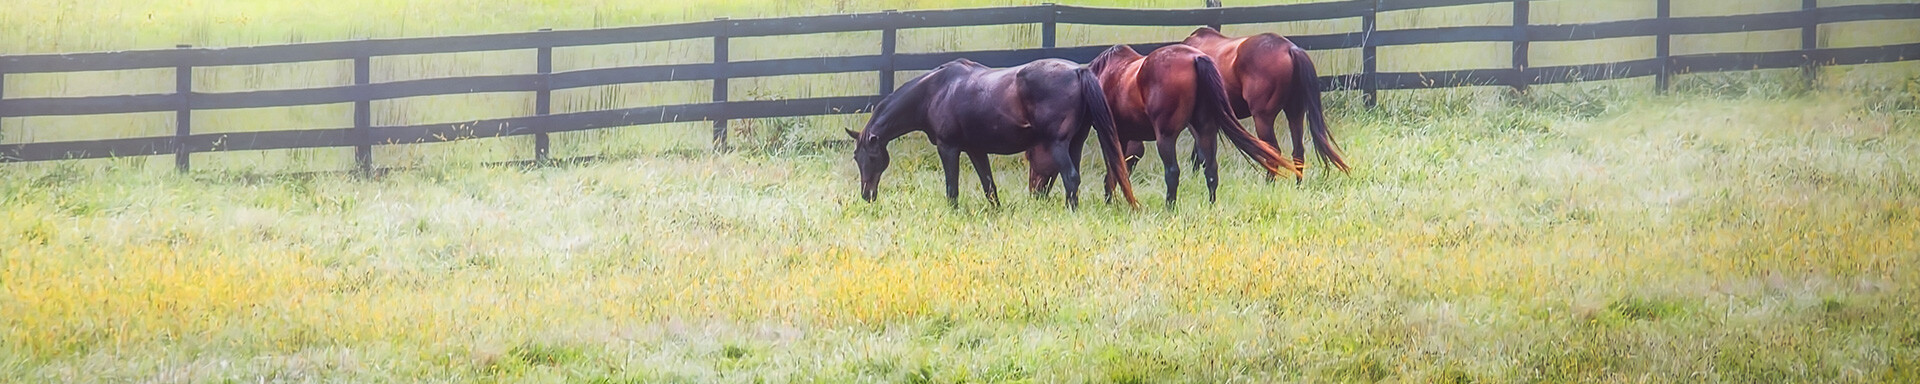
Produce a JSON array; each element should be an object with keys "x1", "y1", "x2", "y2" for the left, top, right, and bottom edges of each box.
[
  {"x1": 1028, "y1": 44, "x2": 1297, "y2": 207},
  {"x1": 847, "y1": 58, "x2": 1139, "y2": 209},
  {"x1": 1182, "y1": 27, "x2": 1351, "y2": 182}
]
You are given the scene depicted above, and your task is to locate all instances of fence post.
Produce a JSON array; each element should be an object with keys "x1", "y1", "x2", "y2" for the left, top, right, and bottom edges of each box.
[
  {"x1": 1655, "y1": 0, "x2": 1671, "y2": 93},
  {"x1": 174, "y1": 44, "x2": 193, "y2": 173},
  {"x1": 1206, "y1": 0, "x2": 1223, "y2": 32},
  {"x1": 1801, "y1": 0, "x2": 1818, "y2": 89},
  {"x1": 1042, "y1": 3, "x2": 1058, "y2": 51},
  {"x1": 354, "y1": 53, "x2": 373, "y2": 175},
  {"x1": 535, "y1": 28, "x2": 554, "y2": 163},
  {"x1": 1511, "y1": 0, "x2": 1530, "y2": 96},
  {"x1": 1362, "y1": 0, "x2": 1379, "y2": 107},
  {"x1": 712, "y1": 17, "x2": 730, "y2": 152},
  {"x1": 879, "y1": 11, "x2": 898, "y2": 96}
]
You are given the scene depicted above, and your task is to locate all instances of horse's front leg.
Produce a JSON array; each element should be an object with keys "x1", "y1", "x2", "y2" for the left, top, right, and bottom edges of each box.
[{"x1": 938, "y1": 145, "x2": 963, "y2": 208}]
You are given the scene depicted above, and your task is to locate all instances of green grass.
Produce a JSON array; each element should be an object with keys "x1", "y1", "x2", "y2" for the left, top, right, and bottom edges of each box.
[
  {"x1": 6, "y1": 0, "x2": 1920, "y2": 382},
  {"x1": 4, "y1": 89, "x2": 1918, "y2": 382}
]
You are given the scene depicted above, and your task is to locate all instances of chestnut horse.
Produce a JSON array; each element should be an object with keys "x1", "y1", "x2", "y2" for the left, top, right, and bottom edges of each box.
[
  {"x1": 1182, "y1": 27, "x2": 1351, "y2": 181},
  {"x1": 1029, "y1": 44, "x2": 1296, "y2": 207},
  {"x1": 848, "y1": 58, "x2": 1138, "y2": 209}
]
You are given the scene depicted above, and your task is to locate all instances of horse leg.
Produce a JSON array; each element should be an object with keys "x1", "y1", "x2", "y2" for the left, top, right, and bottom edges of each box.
[
  {"x1": 1050, "y1": 141, "x2": 1083, "y2": 210},
  {"x1": 938, "y1": 145, "x2": 963, "y2": 208},
  {"x1": 1284, "y1": 107, "x2": 1309, "y2": 185},
  {"x1": 1194, "y1": 129, "x2": 1221, "y2": 204},
  {"x1": 968, "y1": 152, "x2": 1000, "y2": 206},
  {"x1": 1156, "y1": 138, "x2": 1181, "y2": 209}
]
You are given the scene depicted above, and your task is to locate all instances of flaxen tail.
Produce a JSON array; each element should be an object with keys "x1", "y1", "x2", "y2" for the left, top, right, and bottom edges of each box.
[
  {"x1": 1286, "y1": 46, "x2": 1350, "y2": 173},
  {"x1": 1078, "y1": 68, "x2": 1140, "y2": 208},
  {"x1": 1195, "y1": 56, "x2": 1299, "y2": 178}
]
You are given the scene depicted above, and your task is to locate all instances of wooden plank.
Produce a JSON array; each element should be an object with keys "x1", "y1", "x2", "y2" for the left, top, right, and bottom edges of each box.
[
  {"x1": 1656, "y1": 0, "x2": 1671, "y2": 93},
  {"x1": 713, "y1": 18, "x2": 730, "y2": 151},
  {"x1": 1815, "y1": 2, "x2": 1920, "y2": 24},
  {"x1": 366, "y1": 96, "x2": 881, "y2": 145},
  {"x1": 1803, "y1": 0, "x2": 1818, "y2": 87},
  {"x1": 1513, "y1": 0, "x2": 1530, "y2": 94},
  {"x1": 1376, "y1": 0, "x2": 1511, "y2": 13},
  {"x1": 354, "y1": 56, "x2": 372, "y2": 175},
  {"x1": 726, "y1": 55, "x2": 889, "y2": 79},
  {"x1": 895, "y1": 6, "x2": 1052, "y2": 29},
  {"x1": 1055, "y1": 6, "x2": 1224, "y2": 26},
  {"x1": 0, "y1": 50, "x2": 196, "y2": 74},
  {"x1": 1817, "y1": 41, "x2": 1920, "y2": 66},
  {"x1": 193, "y1": 86, "x2": 360, "y2": 110},
  {"x1": 1042, "y1": 3, "x2": 1058, "y2": 50},
  {"x1": 1217, "y1": 1, "x2": 1374, "y2": 25},
  {"x1": 174, "y1": 45, "x2": 192, "y2": 172},
  {"x1": 723, "y1": 12, "x2": 897, "y2": 38},
  {"x1": 880, "y1": 11, "x2": 898, "y2": 96},
  {"x1": 1362, "y1": 0, "x2": 1378, "y2": 106},
  {"x1": 0, "y1": 93, "x2": 175, "y2": 117},
  {"x1": 1371, "y1": 26, "x2": 1514, "y2": 47},
  {"x1": 1, "y1": 136, "x2": 173, "y2": 162},
  {"x1": 535, "y1": 28, "x2": 554, "y2": 163}
]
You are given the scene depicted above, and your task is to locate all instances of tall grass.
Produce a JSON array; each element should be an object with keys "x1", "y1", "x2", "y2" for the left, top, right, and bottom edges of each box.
[{"x1": 4, "y1": 88, "x2": 1917, "y2": 382}]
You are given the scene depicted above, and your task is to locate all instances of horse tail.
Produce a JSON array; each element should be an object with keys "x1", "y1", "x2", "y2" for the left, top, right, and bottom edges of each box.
[
  {"x1": 1195, "y1": 56, "x2": 1298, "y2": 179},
  {"x1": 1287, "y1": 45, "x2": 1351, "y2": 173},
  {"x1": 1079, "y1": 68, "x2": 1140, "y2": 208}
]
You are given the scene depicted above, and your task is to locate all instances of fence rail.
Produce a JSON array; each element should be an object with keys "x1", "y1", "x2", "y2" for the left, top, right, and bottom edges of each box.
[{"x1": 3, "y1": 0, "x2": 1918, "y2": 167}]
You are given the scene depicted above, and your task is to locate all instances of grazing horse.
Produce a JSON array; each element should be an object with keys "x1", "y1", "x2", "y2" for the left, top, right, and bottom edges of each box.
[
  {"x1": 847, "y1": 58, "x2": 1139, "y2": 209},
  {"x1": 1182, "y1": 27, "x2": 1351, "y2": 181},
  {"x1": 1029, "y1": 44, "x2": 1297, "y2": 207}
]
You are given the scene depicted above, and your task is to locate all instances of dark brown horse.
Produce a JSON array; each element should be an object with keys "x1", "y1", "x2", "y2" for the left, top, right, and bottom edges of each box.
[
  {"x1": 1182, "y1": 27, "x2": 1351, "y2": 181},
  {"x1": 848, "y1": 58, "x2": 1139, "y2": 209},
  {"x1": 1029, "y1": 44, "x2": 1296, "y2": 207}
]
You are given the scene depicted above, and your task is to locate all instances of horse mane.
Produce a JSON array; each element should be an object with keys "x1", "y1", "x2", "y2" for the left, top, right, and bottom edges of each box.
[
  {"x1": 1188, "y1": 27, "x2": 1226, "y2": 40},
  {"x1": 1088, "y1": 45, "x2": 1142, "y2": 75}
]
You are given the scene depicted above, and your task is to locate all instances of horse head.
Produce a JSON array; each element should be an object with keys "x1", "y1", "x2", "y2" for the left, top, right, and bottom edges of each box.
[{"x1": 846, "y1": 128, "x2": 890, "y2": 202}]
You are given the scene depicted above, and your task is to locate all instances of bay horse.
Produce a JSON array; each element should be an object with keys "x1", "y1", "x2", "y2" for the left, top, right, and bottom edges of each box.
[
  {"x1": 1182, "y1": 27, "x2": 1351, "y2": 182},
  {"x1": 847, "y1": 58, "x2": 1139, "y2": 209},
  {"x1": 1029, "y1": 44, "x2": 1297, "y2": 207}
]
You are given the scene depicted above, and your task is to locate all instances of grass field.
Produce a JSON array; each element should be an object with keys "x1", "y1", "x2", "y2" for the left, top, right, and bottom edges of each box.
[
  {"x1": 6, "y1": 87, "x2": 1920, "y2": 381},
  {"x1": 6, "y1": 0, "x2": 1920, "y2": 382}
]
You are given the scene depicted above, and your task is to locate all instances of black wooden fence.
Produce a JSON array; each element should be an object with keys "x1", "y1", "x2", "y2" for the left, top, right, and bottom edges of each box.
[{"x1": 2, "y1": 0, "x2": 1917, "y2": 172}]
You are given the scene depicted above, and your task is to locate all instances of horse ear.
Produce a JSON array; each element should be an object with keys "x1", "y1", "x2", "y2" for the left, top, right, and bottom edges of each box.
[{"x1": 845, "y1": 129, "x2": 861, "y2": 140}]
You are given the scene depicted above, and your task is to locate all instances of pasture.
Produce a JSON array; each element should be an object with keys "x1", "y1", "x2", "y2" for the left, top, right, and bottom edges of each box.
[{"x1": 5, "y1": 0, "x2": 1920, "y2": 382}]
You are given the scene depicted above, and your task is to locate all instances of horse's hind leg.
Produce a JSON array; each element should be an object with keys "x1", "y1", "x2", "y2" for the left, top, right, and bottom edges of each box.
[
  {"x1": 968, "y1": 152, "x2": 1000, "y2": 206},
  {"x1": 938, "y1": 145, "x2": 963, "y2": 207},
  {"x1": 1194, "y1": 129, "x2": 1221, "y2": 204},
  {"x1": 1156, "y1": 138, "x2": 1181, "y2": 209},
  {"x1": 1049, "y1": 140, "x2": 1083, "y2": 210},
  {"x1": 1284, "y1": 107, "x2": 1309, "y2": 184}
]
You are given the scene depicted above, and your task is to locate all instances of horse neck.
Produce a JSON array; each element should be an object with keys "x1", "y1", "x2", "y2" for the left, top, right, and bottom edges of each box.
[{"x1": 861, "y1": 92, "x2": 932, "y2": 145}]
